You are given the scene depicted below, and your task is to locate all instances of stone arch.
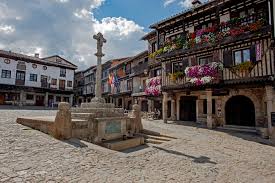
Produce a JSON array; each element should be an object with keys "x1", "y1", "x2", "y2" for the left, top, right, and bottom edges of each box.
[{"x1": 222, "y1": 90, "x2": 262, "y2": 126}]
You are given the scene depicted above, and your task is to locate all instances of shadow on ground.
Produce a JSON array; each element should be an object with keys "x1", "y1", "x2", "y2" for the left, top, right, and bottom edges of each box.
[
  {"x1": 64, "y1": 138, "x2": 88, "y2": 148},
  {"x1": 153, "y1": 146, "x2": 217, "y2": 164},
  {"x1": 169, "y1": 120, "x2": 274, "y2": 147}
]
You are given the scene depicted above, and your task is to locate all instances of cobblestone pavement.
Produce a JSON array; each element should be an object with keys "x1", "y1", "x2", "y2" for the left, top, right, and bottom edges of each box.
[{"x1": 1, "y1": 110, "x2": 275, "y2": 183}]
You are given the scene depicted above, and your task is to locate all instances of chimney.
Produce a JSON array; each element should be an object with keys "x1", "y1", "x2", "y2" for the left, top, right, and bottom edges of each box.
[
  {"x1": 192, "y1": 0, "x2": 202, "y2": 8},
  {"x1": 34, "y1": 53, "x2": 39, "y2": 58}
]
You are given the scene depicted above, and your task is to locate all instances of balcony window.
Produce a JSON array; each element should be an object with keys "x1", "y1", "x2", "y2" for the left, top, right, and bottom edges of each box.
[
  {"x1": 67, "y1": 81, "x2": 72, "y2": 87},
  {"x1": 154, "y1": 69, "x2": 161, "y2": 77},
  {"x1": 127, "y1": 80, "x2": 133, "y2": 91},
  {"x1": 234, "y1": 49, "x2": 251, "y2": 65},
  {"x1": 29, "y1": 74, "x2": 37, "y2": 82},
  {"x1": 1, "y1": 70, "x2": 11, "y2": 78},
  {"x1": 16, "y1": 71, "x2": 25, "y2": 81},
  {"x1": 172, "y1": 62, "x2": 186, "y2": 73},
  {"x1": 60, "y1": 68, "x2": 66, "y2": 77},
  {"x1": 151, "y1": 42, "x2": 157, "y2": 53},
  {"x1": 199, "y1": 56, "x2": 213, "y2": 65},
  {"x1": 51, "y1": 79, "x2": 57, "y2": 85},
  {"x1": 59, "y1": 79, "x2": 65, "y2": 90}
]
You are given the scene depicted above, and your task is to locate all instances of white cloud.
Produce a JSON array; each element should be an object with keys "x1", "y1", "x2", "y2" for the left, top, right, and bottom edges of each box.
[
  {"x1": 74, "y1": 9, "x2": 91, "y2": 19},
  {"x1": 0, "y1": 0, "x2": 146, "y2": 70},
  {"x1": 93, "y1": 17, "x2": 144, "y2": 37},
  {"x1": 164, "y1": 0, "x2": 177, "y2": 7},
  {"x1": 0, "y1": 25, "x2": 15, "y2": 34},
  {"x1": 178, "y1": 0, "x2": 193, "y2": 8}
]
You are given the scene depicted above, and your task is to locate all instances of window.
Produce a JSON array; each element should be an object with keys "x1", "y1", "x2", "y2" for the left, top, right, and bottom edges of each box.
[
  {"x1": 59, "y1": 79, "x2": 65, "y2": 89},
  {"x1": 154, "y1": 69, "x2": 161, "y2": 77},
  {"x1": 234, "y1": 49, "x2": 251, "y2": 65},
  {"x1": 60, "y1": 68, "x2": 66, "y2": 77},
  {"x1": 29, "y1": 74, "x2": 37, "y2": 82},
  {"x1": 16, "y1": 71, "x2": 25, "y2": 80},
  {"x1": 26, "y1": 94, "x2": 34, "y2": 100},
  {"x1": 199, "y1": 56, "x2": 213, "y2": 65},
  {"x1": 51, "y1": 79, "x2": 57, "y2": 85},
  {"x1": 127, "y1": 80, "x2": 132, "y2": 91},
  {"x1": 67, "y1": 81, "x2": 72, "y2": 87},
  {"x1": 172, "y1": 62, "x2": 186, "y2": 73},
  {"x1": 152, "y1": 42, "x2": 156, "y2": 53},
  {"x1": 1, "y1": 70, "x2": 11, "y2": 78}
]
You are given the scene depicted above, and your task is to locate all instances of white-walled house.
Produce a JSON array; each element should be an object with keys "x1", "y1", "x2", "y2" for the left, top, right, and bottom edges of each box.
[{"x1": 0, "y1": 50, "x2": 77, "y2": 106}]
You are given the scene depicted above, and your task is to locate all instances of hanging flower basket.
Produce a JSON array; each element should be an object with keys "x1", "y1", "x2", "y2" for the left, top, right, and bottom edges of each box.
[{"x1": 185, "y1": 62, "x2": 223, "y2": 86}]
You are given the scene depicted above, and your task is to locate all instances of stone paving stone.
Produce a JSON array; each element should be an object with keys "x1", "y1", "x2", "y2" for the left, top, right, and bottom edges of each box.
[{"x1": 0, "y1": 110, "x2": 275, "y2": 182}]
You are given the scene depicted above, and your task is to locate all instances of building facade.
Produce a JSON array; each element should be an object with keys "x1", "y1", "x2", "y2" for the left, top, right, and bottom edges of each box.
[
  {"x1": 0, "y1": 50, "x2": 77, "y2": 106},
  {"x1": 83, "y1": 66, "x2": 96, "y2": 102},
  {"x1": 144, "y1": 0, "x2": 275, "y2": 136},
  {"x1": 74, "y1": 71, "x2": 84, "y2": 106}
]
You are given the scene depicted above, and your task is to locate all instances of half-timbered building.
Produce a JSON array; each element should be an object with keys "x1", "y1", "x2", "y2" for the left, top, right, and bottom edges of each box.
[{"x1": 146, "y1": 0, "x2": 275, "y2": 136}]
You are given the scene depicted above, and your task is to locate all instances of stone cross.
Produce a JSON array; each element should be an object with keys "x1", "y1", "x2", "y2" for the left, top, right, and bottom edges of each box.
[{"x1": 92, "y1": 32, "x2": 106, "y2": 102}]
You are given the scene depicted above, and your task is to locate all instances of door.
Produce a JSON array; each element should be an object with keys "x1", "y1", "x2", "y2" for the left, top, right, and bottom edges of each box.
[
  {"x1": 180, "y1": 96, "x2": 197, "y2": 121},
  {"x1": 35, "y1": 95, "x2": 45, "y2": 106},
  {"x1": 0, "y1": 95, "x2": 4, "y2": 105},
  {"x1": 225, "y1": 95, "x2": 255, "y2": 126},
  {"x1": 15, "y1": 71, "x2": 25, "y2": 85}
]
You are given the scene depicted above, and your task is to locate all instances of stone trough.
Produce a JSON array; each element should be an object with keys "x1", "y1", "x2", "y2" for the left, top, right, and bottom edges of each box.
[{"x1": 17, "y1": 101, "x2": 146, "y2": 151}]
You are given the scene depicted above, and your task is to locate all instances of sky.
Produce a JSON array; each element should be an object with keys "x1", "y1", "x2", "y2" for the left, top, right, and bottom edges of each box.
[{"x1": 0, "y1": 0, "x2": 206, "y2": 70}]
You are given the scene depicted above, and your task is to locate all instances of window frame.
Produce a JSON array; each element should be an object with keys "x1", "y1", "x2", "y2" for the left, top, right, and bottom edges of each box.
[
  {"x1": 29, "y1": 73, "x2": 37, "y2": 82},
  {"x1": 233, "y1": 48, "x2": 251, "y2": 65},
  {"x1": 60, "y1": 68, "x2": 66, "y2": 77},
  {"x1": 198, "y1": 55, "x2": 213, "y2": 65},
  {"x1": 51, "y1": 78, "x2": 57, "y2": 86},
  {"x1": 67, "y1": 80, "x2": 72, "y2": 87},
  {"x1": 1, "y1": 70, "x2": 11, "y2": 78}
]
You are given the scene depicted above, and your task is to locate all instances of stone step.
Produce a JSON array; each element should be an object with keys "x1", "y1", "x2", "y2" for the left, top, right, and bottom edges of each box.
[
  {"x1": 137, "y1": 133, "x2": 171, "y2": 142},
  {"x1": 72, "y1": 118, "x2": 88, "y2": 123},
  {"x1": 102, "y1": 136, "x2": 145, "y2": 151},
  {"x1": 145, "y1": 139, "x2": 163, "y2": 144},
  {"x1": 217, "y1": 125, "x2": 257, "y2": 133},
  {"x1": 71, "y1": 113, "x2": 93, "y2": 120}
]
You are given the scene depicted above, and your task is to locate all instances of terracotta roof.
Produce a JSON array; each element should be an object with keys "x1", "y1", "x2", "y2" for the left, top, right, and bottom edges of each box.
[{"x1": 0, "y1": 49, "x2": 77, "y2": 70}]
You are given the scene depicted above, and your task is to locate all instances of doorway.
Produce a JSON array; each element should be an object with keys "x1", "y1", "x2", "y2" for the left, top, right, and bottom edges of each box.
[
  {"x1": 225, "y1": 95, "x2": 255, "y2": 127},
  {"x1": 180, "y1": 96, "x2": 197, "y2": 121}
]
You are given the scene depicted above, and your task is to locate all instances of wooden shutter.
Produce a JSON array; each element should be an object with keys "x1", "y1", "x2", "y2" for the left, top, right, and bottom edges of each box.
[
  {"x1": 191, "y1": 57, "x2": 197, "y2": 66},
  {"x1": 166, "y1": 62, "x2": 172, "y2": 73},
  {"x1": 223, "y1": 50, "x2": 233, "y2": 67},
  {"x1": 250, "y1": 44, "x2": 257, "y2": 63}
]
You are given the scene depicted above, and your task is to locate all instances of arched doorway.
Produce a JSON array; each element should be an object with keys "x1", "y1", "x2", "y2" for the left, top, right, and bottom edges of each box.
[{"x1": 225, "y1": 95, "x2": 255, "y2": 127}]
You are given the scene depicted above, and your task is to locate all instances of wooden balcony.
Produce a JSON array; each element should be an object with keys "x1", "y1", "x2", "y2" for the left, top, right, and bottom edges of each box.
[{"x1": 15, "y1": 79, "x2": 25, "y2": 86}]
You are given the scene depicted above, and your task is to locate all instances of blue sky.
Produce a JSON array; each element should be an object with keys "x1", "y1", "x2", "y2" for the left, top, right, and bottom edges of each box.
[
  {"x1": 0, "y1": 0, "x2": 199, "y2": 70},
  {"x1": 94, "y1": 0, "x2": 185, "y2": 31}
]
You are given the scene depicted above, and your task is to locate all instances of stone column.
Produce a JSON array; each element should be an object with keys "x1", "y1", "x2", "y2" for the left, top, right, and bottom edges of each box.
[
  {"x1": 148, "y1": 100, "x2": 152, "y2": 112},
  {"x1": 92, "y1": 32, "x2": 106, "y2": 103},
  {"x1": 171, "y1": 99, "x2": 176, "y2": 121},
  {"x1": 44, "y1": 92, "x2": 49, "y2": 107},
  {"x1": 177, "y1": 97, "x2": 180, "y2": 120},
  {"x1": 206, "y1": 89, "x2": 213, "y2": 129},
  {"x1": 53, "y1": 102, "x2": 72, "y2": 140},
  {"x1": 163, "y1": 92, "x2": 168, "y2": 123},
  {"x1": 69, "y1": 94, "x2": 74, "y2": 106},
  {"x1": 19, "y1": 90, "x2": 24, "y2": 106},
  {"x1": 265, "y1": 86, "x2": 273, "y2": 136}
]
